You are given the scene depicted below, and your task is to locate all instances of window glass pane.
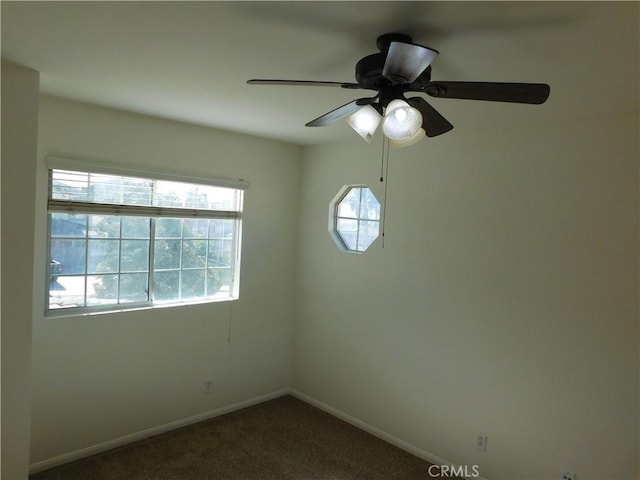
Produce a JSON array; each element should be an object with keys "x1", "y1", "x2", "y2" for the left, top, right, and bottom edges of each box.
[
  {"x1": 156, "y1": 218, "x2": 182, "y2": 238},
  {"x1": 88, "y1": 215, "x2": 120, "y2": 238},
  {"x1": 209, "y1": 219, "x2": 234, "y2": 238},
  {"x1": 119, "y1": 273, "x2": 148, "y2": 303},
  {"x1": 208, "y1": 268, "x2": 230, "y2": 296},
  {"x1": 51, "y1": 239, "x2": 86, "y2": 275},
  {"x1": 208, "y1": 239, "x2": 232, "y2": 267},
  {"x1": 181, "y1": 269, "x2": 205, "y2": 299},
  {"x1": 360, "y1": 189, "x2": 381, "y2": 220},
  {"x1": 182, "y1": 240, "x2": 207, "y2": 268},
  {"x1": 336, "y1": 218, "x2": 359, "y2": 250},
  {"x1": 183, "y1": 219, "x2": 209, "y2": 239},
  {"x1": 121, "y1": 240, "x2": 149, "y2": 272},
  {"x1": 154, "y1": 271, "x2": 179, "y2": 301},
  {"x1": 337, "y1": 188, "x2": 361, "y2": 218},
  {"x1": 357, "y1": 221, "x2": 380, "y2": 251},
  {"x1": 88, "y1": 274, "x2": 118, "y2": 305},
  {"x1": 121, "y1": 217, "x2": 150, "y2": 239},
  {"x1": 49, "y1": 275, "x2": 86, "y2": 309},
  {"x1": 88, "y1": 239, "x2": 119, "y2": 273},
  {"x1": 51, "y1": 213, "x2": 86, "y2": 238},
  {"x1": 50, "y1": 259, "x2": 63, "y2": 280},
  {"x1": 154, "y1": 239, "x2": 181, "y2": 270}
]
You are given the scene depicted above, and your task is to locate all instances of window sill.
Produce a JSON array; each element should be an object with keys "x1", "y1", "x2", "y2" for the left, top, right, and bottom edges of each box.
[{"x1": 45, "y1": 295, "x2": 238, "y2": 319}]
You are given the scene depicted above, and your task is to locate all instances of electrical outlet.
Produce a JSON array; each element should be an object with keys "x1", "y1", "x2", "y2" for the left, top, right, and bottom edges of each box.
[
  {"x1": 560, "y1": 468, "x2": 575, "y2": 480},
  {"x1": 476, "y1": 434, "x2": 487, "y2": 451},
  {"x1": 203, "y1": 380, "x2": 213, "y2": 394}
]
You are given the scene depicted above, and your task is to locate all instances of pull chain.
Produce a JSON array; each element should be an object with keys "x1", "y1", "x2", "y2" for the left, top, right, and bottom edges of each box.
[
  {"x1": 380, "y1": 137, "x2": 390, "y2": 248},
  {"x1": 227, "y1": 301, "x2": 233, "y2": 343},
  {"x1": 380, "y1": 135, "x2": 386, "y2": 182}
]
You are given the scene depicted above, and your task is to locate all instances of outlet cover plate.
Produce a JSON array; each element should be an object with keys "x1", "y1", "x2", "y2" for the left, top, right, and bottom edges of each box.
[
  {"x1": 560, "y1": 468, "x2": 575, "y2": 480},
  {"x1": 203, "y1": 380, "x2": 213, "y2": 394},
  {"x1": 476, "y1": 434, "x2": 487, "y2": 451}
]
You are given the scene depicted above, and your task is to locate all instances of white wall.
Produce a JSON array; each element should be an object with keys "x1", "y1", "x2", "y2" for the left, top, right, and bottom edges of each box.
[
  {"x1": 1, "y1": 61, "x2": 39, "y2": 480},
  {"x1": 293, "y1": 111, "x2": 639, "y2": 479},
  {"x1": 30, "y1": 96, "x2": 300, "y2": 464}
]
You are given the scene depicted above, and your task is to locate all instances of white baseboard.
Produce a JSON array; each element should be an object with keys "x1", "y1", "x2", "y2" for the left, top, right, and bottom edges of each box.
[
  {"x1": 31, "y1": 387, "x2": 487, "y2": 480},
  {"x1": 290, "y1": 389, "x2": 488, "y2": 480},
  {"x1": 29, "y1": 388, "x2": 290, "y2": 474}
]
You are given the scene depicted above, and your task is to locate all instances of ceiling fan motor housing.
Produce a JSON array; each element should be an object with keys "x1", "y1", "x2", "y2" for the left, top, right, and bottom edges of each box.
[
  {"x1": 376, "y1": 33, "x2": 413, "y2": 53},
  {"x1": 355, "y1": 33, "x2": 434, "y2": 92},
  {"x1": 355, "y1": 53, "x2": 432, "y2": 92},
  {"x1": 355, "y1": 53, "x2": 386, "y2": 90}
]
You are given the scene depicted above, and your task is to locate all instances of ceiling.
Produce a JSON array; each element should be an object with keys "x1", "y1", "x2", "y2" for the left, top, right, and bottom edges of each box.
[{"x1": 2, "y1": 1, "x2": 638, "y2": 146}]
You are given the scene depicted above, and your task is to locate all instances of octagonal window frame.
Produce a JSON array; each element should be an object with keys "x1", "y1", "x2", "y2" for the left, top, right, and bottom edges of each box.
[{"x1": 329, "y1": 185, "x2": 381, "y2": 253}]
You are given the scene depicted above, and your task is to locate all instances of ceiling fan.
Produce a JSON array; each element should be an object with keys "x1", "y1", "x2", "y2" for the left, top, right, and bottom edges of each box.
[{"x1": 248, "y1": 33, "x2": 550, "y2": 147}]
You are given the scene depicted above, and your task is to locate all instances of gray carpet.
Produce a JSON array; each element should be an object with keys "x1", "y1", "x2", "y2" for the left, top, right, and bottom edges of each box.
[{"x1": 30, "y1": 395, "x2": 445, "y2": 479}]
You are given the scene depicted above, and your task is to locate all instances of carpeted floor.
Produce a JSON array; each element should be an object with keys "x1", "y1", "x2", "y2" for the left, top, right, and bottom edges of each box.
[{"x1": 30, "y1": 395, "x2": 447, "y2": 480}]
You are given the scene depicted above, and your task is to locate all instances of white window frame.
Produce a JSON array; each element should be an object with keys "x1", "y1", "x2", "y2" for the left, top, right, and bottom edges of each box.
[{"x1": 45, "y1": 156, "x2": 249, "y2": 317}]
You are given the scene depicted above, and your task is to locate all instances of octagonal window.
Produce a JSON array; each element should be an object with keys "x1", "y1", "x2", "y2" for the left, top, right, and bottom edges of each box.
[{"x1": 330, "y1": 186, "x2": 381, "y2": 253}]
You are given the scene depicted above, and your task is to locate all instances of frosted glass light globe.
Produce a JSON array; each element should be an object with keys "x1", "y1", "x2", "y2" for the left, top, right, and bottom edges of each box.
[
  {"x1": 346, "y1": 105, "x2": 382, "y2": 143},
  {"x1": 389, "y1": 128, "x2": 426, "y2": 148},
  {"x1": 393, "y1": 108, "x2": 407, "y2": 122},
  {"x1": 382, "y1": 99, "x2": 423, "y2": 140}
]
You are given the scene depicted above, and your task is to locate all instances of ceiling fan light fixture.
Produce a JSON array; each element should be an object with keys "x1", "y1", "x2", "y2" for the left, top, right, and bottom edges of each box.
[
  {"x1": 382, "y1": 99, "x2": 423, "y2": 141},
  {"x1": 389, "y1": 128, "x2": 426, "y2": 148},
  {"x1": 346, "y1": 105, "x2": 382, "y2": 143}
]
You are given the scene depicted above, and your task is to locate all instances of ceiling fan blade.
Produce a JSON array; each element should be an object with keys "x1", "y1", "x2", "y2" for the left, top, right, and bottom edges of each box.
[
  {"x1": 382, "y1": 42, "x2": 439, "y2": 84},
  {"x1": 306, "y1": 98, "x2": 378, "y2": 127},
  {"x1": 425, "y1": 82, "x2": 550, "y2": 104},
  {"x1": 247, "y1": 79, "x2": 362, "y2": 89},
  {"x1": 406, "y1": 97, "x2": 454, "y2": 137}
]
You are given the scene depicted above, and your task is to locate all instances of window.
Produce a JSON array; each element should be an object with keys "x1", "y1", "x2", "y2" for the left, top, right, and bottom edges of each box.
[
  {"x1": 329, "y1": 185, "x2": 380, "y2": 253},
  {"x1": 47, "y1": 160, "x2": 246, "y2": 315}
]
